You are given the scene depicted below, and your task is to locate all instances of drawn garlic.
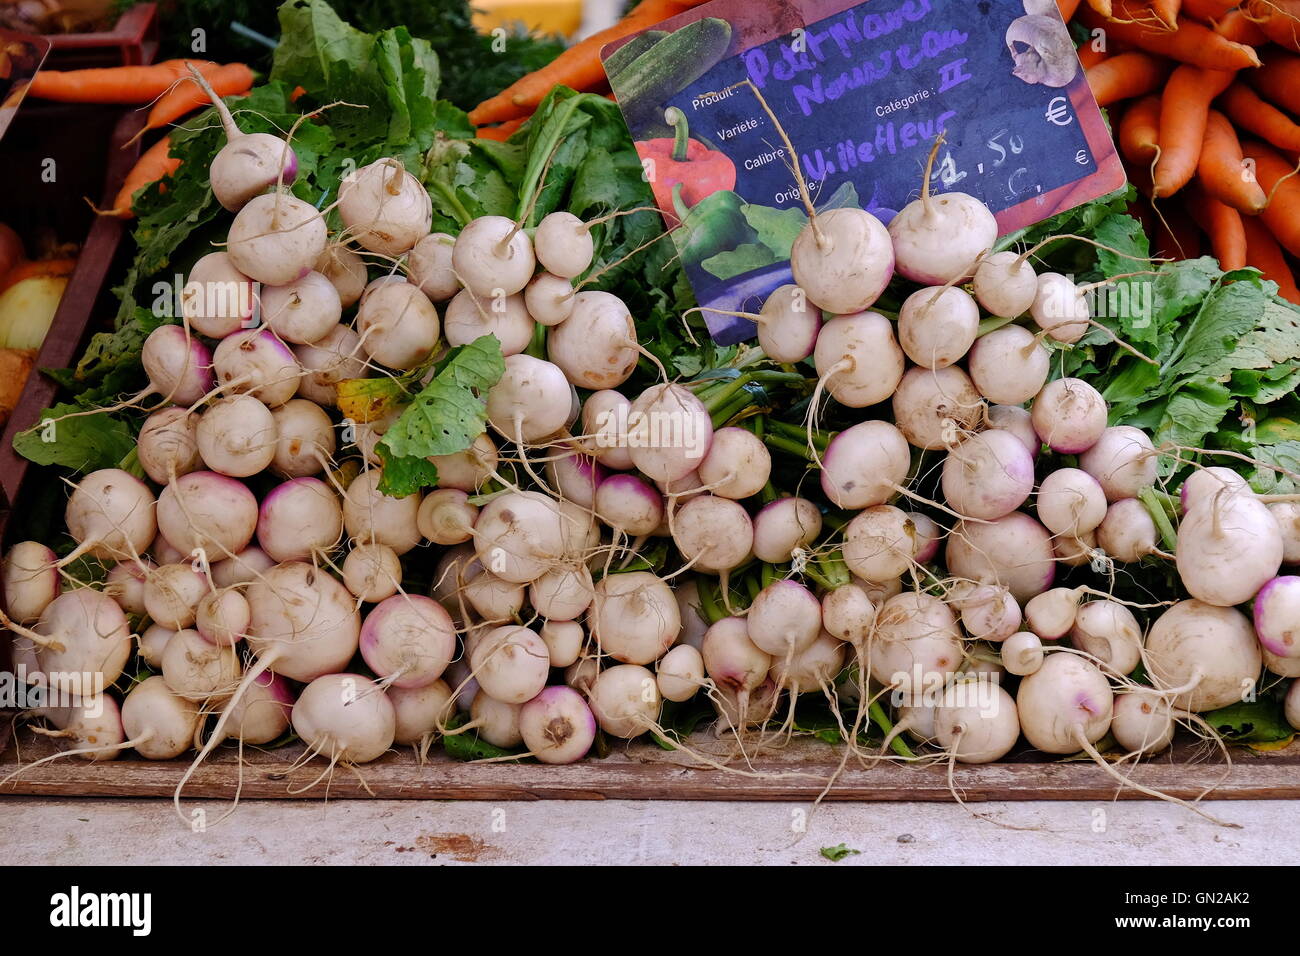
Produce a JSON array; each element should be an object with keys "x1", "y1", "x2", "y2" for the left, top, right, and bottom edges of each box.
[
  {"x1": 1006, "y1": 14, "x2": 1079, "y2": 88},
  {"x1": 1022, "y1": 0, "x2": 1059, "y2": 14}
]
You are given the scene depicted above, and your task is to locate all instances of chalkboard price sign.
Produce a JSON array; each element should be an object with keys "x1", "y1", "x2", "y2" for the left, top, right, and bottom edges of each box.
[{"x1": 603, "y1": 0, "x2": 1125, "y2": 343}]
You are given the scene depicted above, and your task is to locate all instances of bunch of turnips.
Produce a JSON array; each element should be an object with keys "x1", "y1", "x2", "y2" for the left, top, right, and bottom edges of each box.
[{"x1": 3, "y1": 75, "x2": 1300, "y2": 822}]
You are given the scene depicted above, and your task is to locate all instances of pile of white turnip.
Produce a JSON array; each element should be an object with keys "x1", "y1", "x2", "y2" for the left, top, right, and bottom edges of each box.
[{"x1": 2, "y1": 84, "x2": 1298, "y2": 826}]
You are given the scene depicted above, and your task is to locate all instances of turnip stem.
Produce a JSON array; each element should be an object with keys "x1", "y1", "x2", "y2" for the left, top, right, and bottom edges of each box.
[
  {"x1": 919, "y1": 131, "x2": 945, "y2": 220},
  {"x1": 977, "y1": 315, "x2": 1018, "y2": 337},
  {"x1": 869, "y1": 700, "x2": 915, "y2": 759},
  {"x1": 1138, "y1": 486, "x2": 1179, "y2": 553}
]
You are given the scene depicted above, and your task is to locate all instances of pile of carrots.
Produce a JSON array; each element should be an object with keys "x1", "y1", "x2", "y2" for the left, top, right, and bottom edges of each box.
[
  {"x1": 1069, "y1": 0, "x2": 1300, "y2": 301},
  {"x1": 27, "y1": 59, "x2": 255, "y2": 218}
]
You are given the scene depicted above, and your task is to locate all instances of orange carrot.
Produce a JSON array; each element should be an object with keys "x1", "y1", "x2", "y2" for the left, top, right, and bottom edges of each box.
[
  {"x1": 1152, "y1": 65, "x2": 1235, "y2": 196},
  {"x1": 1198, "y1": 109, "x2": 1267, "y2": 213},
  {"x1": 1186, "y1": 185, "x2": 1247, "y2": 270},
  {"x1": 105, "y1": 135, "x2": 180, "y2": 219},
  {"x1": 1151, "y1": 0, "x2": 1182, "y2": 29},
  {"x1": 0, "y1": 257, "x2": 76, "y2": 294},
  {"x1": 1058, "y1": 0, "x2": 1083, "y2": 19},
  {"x1": 1118, "y1": 94, "x2": 1162, "y2": 165},
  {"x1": 1084, "y1": 0, "x2": 1113, "y2": 15},
  {"x1": 1246, "y1": 52, "x2": 1300, "y2": 115},
  {"x1": 1077, "y1": 2, "x2": 1262, "y2": 69},
  {"x1": 477, "y1": 117, "x2": 528, "y2": 141},
  {"x1": 469, "y1": 0, "x2": 692, "y2": 125},
  {"x1": 290, "y1": 86, "x2": 307, "y2": 102},
  {"x1": 1240, "y1": 213, "x2": 1300, "y2": 302},
  {"x1": 28, "y1": 60, "x2": 201, "y2": 104},
  {"x1": 1221, "y1": 82, "x2": 1300, "y2": 153},
  {"x1": 130, "y1": 62, "x2": 254, "y2": 144},
  {"x1": 1076, "y1": 42, "x2": 1109, "y2": 69},
  {"x1": 1241, "y1": 140, "x2": 1300, "y2": 256},
  {"x1": 1084, "y1": 52, "x2": 1172, "y2": 106},
  {"x1": 1245, "y1": 0, "x2": 1300, "y2": 52},
  {"x1": 1213, "y1": 8, "x2": 1268, "y2": 45},
  {"x1": 1180, "y1": 0, "x2": 1238, "y2": 21}
]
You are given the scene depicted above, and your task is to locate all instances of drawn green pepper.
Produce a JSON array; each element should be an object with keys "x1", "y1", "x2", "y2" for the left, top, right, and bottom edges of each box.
[{"x1": 673, "y1": 185, "x2": 755, "y2": 268}]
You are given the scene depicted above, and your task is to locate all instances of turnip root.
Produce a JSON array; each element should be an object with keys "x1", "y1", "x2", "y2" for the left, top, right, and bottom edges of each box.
[
  {"x1": 161, "y1": 628, "x2": 240, "y2": 701},
  {"x1": 696, "y1": 427, "x2": 770, "y2": 501},
  {"x1": 406, "y1": 233, "x2": 458, "y2": 302},
  {"x1": 594, "y1": 473, "x2": 663, "y2": 537},
  {"x1": 1097, "y1": 497, "x2": 1163, "y2": 562},
  {"x1": 342, "y1": 544, "x2": 402, "y2": 603},
  {"x1": 752, "y1": 497, "x2": 822, "y2": 564},
  {"x1": 1253, "y1": 576, "x2": 1300, "y2": 660},
  {"x1": 417, "y1": 489, "x2": 478, "y2": 545},
  {"x1": 180, "y1": 252, "x2": 255, "y2": 339},
  {"x1": 1054, "y1": 529, "x2": 1098, "y2": 568},
  {"x1": 1031, "y1": 272, "x2": 1089, "y2": 343},
  {"x1": 1287, "y1": 681, "x2": 1300, "y2": 731},
  {"x1": 444, "y1": 288, "x2": 534, "y2": 356},
  {"x1": 744, "y1": 580, "x2": 822, "y2": 656},
  {"x1": 934, "y1": 680, "x2": 1020, "y2": 764},
  {"x1": 535, "y1": 211, "x2": 594, "y2": 279},
  {"x1": 245, "y1": 561, "x2": 361, "y2": 682},
  {"x1": 1180, "y1": 466, "x2": 1248, "y2": 513},
  {"x1": 674, "y1": 579, "x2": 709, "y2": 650},
  {"x1": 546, "y1": 449, "x2": 605, "y2": 511},
  {"x1": 756, "y1": 284, "x2": 821, "y2": 362},
  {"x1": 987, "y1": 404, "x2": 1039, "y2": 458},
  {"x1": 453, "y1": 215, "x2": 536, "y2": 296},
  {"x1": 588, "y1": 663, "x2": 660, "y2": 739},
  {"x1": 1111, "y1": 689, "x2": 1174, "y2": 754},
  {"x1": 338, "y1": 159, "x2": 432, "y2": 257},
  {"x1": 1024, "y1": 587, "x2": 1080, "y2": 639},
  {"x1": 459, "y1": 693, "x2": 521, "y2": 746},
  {"x1": 195, "y1": 587, "x2": 249, "y2": 646},
  {"x1": 702, "y1": 616, "x2": 771, "y2": 693},
  {"x1": 138, "y1": 623, "x2": 175, "y2": 668},
  {"x1": 972, "y1": 250, "x2": 1038, "y2": 317},
  {"x1": 211, "y1": 546, "x2": 274, "y2": 588},
  {"x1": 64, "y1": 468, "x2": 157, "y2": 563},
  {"x1": 563, "y1": 656, "x2": 598, "y2": 697},
  {"x1": 260, "y1": 271, "x2": 341, "y2": 345},
  {"x1": 626, "y1": 384, "x2": 712, "y2": 483},
  {"x1": 890, "y1": 177, "x2": 997, "y2": 285},
  {"x1": 1036, "y1": 467, "x2": 1107, "y2": 536},
  {"x1": 843, "y1": 505, "x2": 919, "y2": 582},
  {"x1": 138, "y1": 407, "x2": 201, "y2": 484},
  {"x1": 257, "y1": 477, "x2": 343, "y2": 562},
  {"x1": 821, "y1": 583, "x2": 876, "y2": 645},
  {"x1": 360, "y1": 594, "x2": 456, "y2": 689},
  {"x1": 1078, "y1": 426, "x2": 1157, "y2": 501},
  {"x1": 1177, "y1": 485, "x2": 1282, "y2": 607},
  {"x1": 672, "y1": 494, "x2": 753, "y2": 573},
  {"x1": 812, "y1": 312, "x2": 905, "y2": 408},
  {"x1": 267, "y1": 399, "x2": 334, "y2": 478},
  {"x1": 343, "y1": 469, "x2": 422, "y2": 556},
  {"x1": 1031, "y1": 377, "x2": 1107, "y2": 454},
  {"x1": 892, "y1": 365, "x2": 982, "y2": 450},
  {"x1": 820, "y1": 420, "x2": 910, "y2": 509},
  {"x1": 470, "y1": 625, "x2": 551, "y2": 704},
  {"x1": 657, "y1": 644, "x2": 705, "y2": 702},
  {"x1": 26, "y1": 588, "x2": 133, "y2": 695},
  {"x1": 196, "y1": 394, "x2": 277, "y2": 478},
  {"x1": 315, "y1": 244, "x2": 368, "y2": 308},
  {"x1": 292, "y1": 673, "x2": 396, "y2": 764},
  {"x1": 898, "y1": 286, "x2": 979, "y2": 369},
  {"x1": 524, "y1": 272, "x2": 577, "y2": 326},
  {"x1": 1016, "y1": 652, "x2": 1112, "y2": 752},
  {"x1": 946, "y1": 513, "x2": 1056, "y2": 602},
  {"x1": 141, "y1": 325, "x2": 215, "y2": 407},
  {"x1": 1146, "y1": 600, "x2": 1262, "y2": 711},
  {"x1": 942, "y1": 429, "x2": 1035, "y2": 520},
  {"x1": 530, "y1": 565, "x2": 595, "y2": 622},
  {"x1": 143, "y1": 562, "x2": 208, "y2": 629},
  {"x1": 1071, "y1": 600, "x2": 1142, "y2": 675},
  {"x1": 151, "y1": 535, "x2": 185, "y2": 565},
  {"x1": 1001, "y1": 631, "x2": 1043, "y2": 675},
  {"x1": 472, "y1": 490, "x2": 565, "y2": 584},
  {"x1": 589, "y1": 572, "x2": 680, "y2": 664},
  {"x1": 226, "y1": 191, "x2": 328, "y2": 286},
  {"x1": 519, "y1": 685, "x2": 596, "y2": 764},
  {"x1": 430, "y1": 433, "x2": 498, "y2": 492},
  {"x1": 1268, "y1": 502, "x2": 1300, "y2": 564},
  {"x1": 790, "y1": 207, "x2": 893, "y2": 313},
  {"x1": 388, "y1": 679, "x2": 452, "y2": 746},
  {"x1": 910, "y1": 512, "x2": 942, "y2": 563},
  {"x1": 548, "y1": 291, "x2": 638, "y2": 390},
  {"x1": 122, "y1": 676, "x2": 201, "y2": 760},
  {"x1": 967, "y1": 325, "x2": 1050, "y2": 405},
  {"x1": 956, "y1": 583, "x2": 1021, "y2": 642},
  {"x1": 871, "y1": 592, "x2": 964, "y2": 692},
  {"x1": 293, "y1": 324, "x2": 367, "y2": 407},
  {"x1": 487, "y1": 354, "x2": 572, "y2": 443},
  {"x1": 2, "y1": 541, "x2": 59, "y2": 624},
  {"x1": 461, "y1": 562, "x2": 525, "y2": 621},
  {"x1": 712, "y1": 679, "x2": 779, "y2": 731},
  {"x1": 356, "y1": 280, "x2": 440, "y2": 371},
  {"x1": 771, "y1": 631, "x2": 846, "y2": 694},
  {"x1": 540, "y1": 619, "x2": 584, "y2": 668},
  {"x1": 213, "y1": 328, "x2": 302, "y2": 408},
  {"x1": 105, "y1": 558, "x2": 152, "y2": 616},
  {"x1": 39, "y1": 695, "x2": 126, "y2": 762}
]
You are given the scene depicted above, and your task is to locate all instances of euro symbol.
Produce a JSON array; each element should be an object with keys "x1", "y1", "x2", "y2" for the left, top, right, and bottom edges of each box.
[{"x1": 1045, "y1": 96, "x2": 1073, "y2": 126}]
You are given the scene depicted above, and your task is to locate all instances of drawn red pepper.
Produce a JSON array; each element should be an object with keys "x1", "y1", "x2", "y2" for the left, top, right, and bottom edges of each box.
[{"x1": 636, "y1": 107, "x2": 736, "y2": 219}]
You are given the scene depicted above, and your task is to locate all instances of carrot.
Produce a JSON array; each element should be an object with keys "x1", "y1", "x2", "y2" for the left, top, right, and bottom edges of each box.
[
  {"x1": 1213, "y1": 8, "x2": 1268, "y2": 45},
  {"x1": 1241, "y1": 139, "x2": 1300, "y2": 256},
  {"x1": 1246, "y1": 51, "x2": 1300, "y2": 115},
  {"x1": 476, "y1": 116, "x2": 529, "y2": 141},
  {"x1": 28, "y1": 60, "x2": 201, "y2": 104},
  {"x1": 1221, "y1": 82, "x2": 1300, "y2": 152},
  {"x1": 1152, "y1": 65, "x2": 1235, "y2": 196},
  {"x1": 1153, "y1": 199, "x2": 1204, "y2": 260},
  {"x1": 1076, "y1": 41, "x2": 1109, "y2": 69},
  {"x1": 1084, "y1": 52, "x2": 1172, "y2": 106},
  {"x1": 1084, "y1": 0, "x2": 1113, "y2": 15},
  {"x1": 1058, "y1": 0, "x2": 1084, "y2": 19},
  {"x1": 1245, "y1": 0, "x2": 1300, "y2": 52},
  {"x1": 1180, "y1": 0, "x2": 1238, "y2": 21},
  {"x1": 1077, "y1": 2, "x2": 1262, "y2": 69},
  {"x1": 1151, "y1": 0, "x2": 1182, "y2": 29},
  {"x1": 104, "y1": 135, "x2": 180, "y2": 219},
  {"x1": 469, "y1": 0, "x2": 693, "y2": 125},
  {"x1": 1198, "y1": 109, "x2": 1268, "y2": 213},
  {"x1": 1118, "y1": 95, "x2": 1162, "y2": 166},
  {"x1": 129, "y1": 62, "x2": 254, "y2": 145},
  {"x1": 1240, "y1": 213, "x2": 1300, "y2": 303},
  {"x1": 0, "y1": 257, "x2": 76, "y2": 294},
  {"x1": 1186, "y1": 185, "x2": 1248, "y2": 270}
]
